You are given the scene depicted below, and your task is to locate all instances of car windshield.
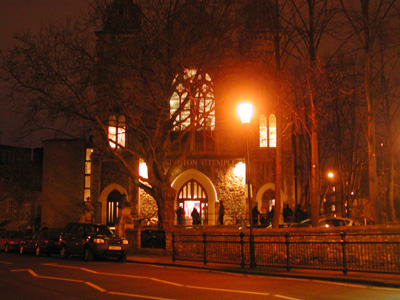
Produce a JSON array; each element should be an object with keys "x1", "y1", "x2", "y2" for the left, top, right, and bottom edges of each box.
[
  {"x1": 87, "y1": 225, "x2": 114, "y2": 236},
  {"x1": 42, "y1": 230, "x2": 60, "y2": 239}
]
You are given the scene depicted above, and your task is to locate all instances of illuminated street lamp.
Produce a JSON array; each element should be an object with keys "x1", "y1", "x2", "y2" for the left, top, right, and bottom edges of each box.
[
  {"x1": 237, "y1": 102, "x2": 256, "y2": 268},
  {"x1": 322, "y1": 172, "x2": 335, "y2": 215}
]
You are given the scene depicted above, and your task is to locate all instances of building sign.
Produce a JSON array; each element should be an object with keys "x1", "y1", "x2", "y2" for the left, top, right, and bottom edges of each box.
[{"x1": 166, "y1": 159, "x2": 240, "y2": 167}]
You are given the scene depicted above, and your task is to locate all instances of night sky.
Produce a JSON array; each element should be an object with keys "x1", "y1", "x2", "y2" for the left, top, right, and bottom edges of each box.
[{"x1": 0, "y1": 0, "x2": 89, "y2": 148}]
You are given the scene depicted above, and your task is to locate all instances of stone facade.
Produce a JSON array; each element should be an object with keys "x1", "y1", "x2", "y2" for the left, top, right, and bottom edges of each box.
[{"x1": 39, "y1": 0, "x2": 300, "y2": 248}]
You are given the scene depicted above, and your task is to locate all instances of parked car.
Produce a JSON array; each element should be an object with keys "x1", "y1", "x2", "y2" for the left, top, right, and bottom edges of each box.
[
  {"x1": 291, "y1": 217, "x2": 357, "y2": 228},
  {"x1": 0, "y1": 229, "x2": 26, "y2": 253},
  {"x1": 266, "y1": 223, "x2": 297, "y2": 229},
  {"x1": 19, "y1": 229, "x2": 61, "y2": 256},
  {"x1": 58, "y1": 223, "x2": 129, "y2": 262}
]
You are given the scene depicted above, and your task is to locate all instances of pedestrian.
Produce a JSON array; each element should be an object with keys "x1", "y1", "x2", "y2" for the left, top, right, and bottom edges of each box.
[
  {"x1": 283, "y1": 204, "x2": 293, "y2": 223},
  {"x1": 176, "y1": 206, "x2": 184, "y2": 225},
  {"x1": 219, "y1": 201, "x2": 225, "y2": 225},
  {"x1": 191, "y1": 207, "x2": 200, "y2": 225},
  {"x1": 268, "y1": 206, "x2": 275, "y2": 224},
  {"x1": 252, "y1": 205, "x2": 260, "y2": 226},
  {"x1": 294, "y1": 204, "x2": 302, "y2": 222}
]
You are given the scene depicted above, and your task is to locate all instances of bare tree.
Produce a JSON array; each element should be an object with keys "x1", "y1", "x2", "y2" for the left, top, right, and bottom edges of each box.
[
  {"x1": 319, "y1": 53, "x2": 369, "y2": 219},
  {"x1": 339, "y1": 0, "x2": 396, "y2": 223},
  {"x1": 0, "y1": 0, "x2": 241, "y2": 233},
  {"x1": 285, "y1": 0, "x2": 336, "y2": 226},
  {"x1": 375, "y1": 15, "x2": 400, "y2": 222}
]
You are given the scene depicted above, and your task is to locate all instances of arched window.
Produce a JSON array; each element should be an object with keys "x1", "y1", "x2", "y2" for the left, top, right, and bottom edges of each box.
[
  {"x1": 259, "y1": 114, "x2": 276, "y2": 148},
  {"x1": 170, "y1": 69, "x2": 215, "y2": 131},
  {"x1": 177, "y1": 179, "x2": 208, "y2": 225},
  {"x1": 108, "y1": 115, "x2": 126, "y2": 149},
  {"x1": 170, "y1": 69, "x2": 215, "y2": 152}
]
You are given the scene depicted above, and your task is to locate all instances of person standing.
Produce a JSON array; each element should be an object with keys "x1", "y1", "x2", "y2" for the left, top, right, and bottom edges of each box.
[
  {"x1": 176, "y1": 206, "x2": 184, "y2": 225},
  {"x1": 283, "y1": 204, "x2": 293, "y2": 223},
  {"x1": 191, "y1": 207, "x2": 200, "y2": 225},
  {"x1": 252, "y1": 205, "x2": 260, "y2": 226},
  {"x1": 219, "y1": 201, "x2": 225, "y2": 225}
]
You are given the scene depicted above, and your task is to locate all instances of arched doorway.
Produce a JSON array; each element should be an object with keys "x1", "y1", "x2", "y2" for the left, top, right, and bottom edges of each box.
[
  {"x1": 107, "y1": 190, "x2": 123, "y2": 228},
  {"x1": 99, "y1": 184, "x2": 128, "y2": 227},
  {"x1": 177, "y1": 179, "x2": 208, "y2": 225},
  {"x1": 172, "y1": 169, "x2": 217, "y2": 225},
  {"x1": 261, "y1": 189, "x2": 275, "y2": 224}
]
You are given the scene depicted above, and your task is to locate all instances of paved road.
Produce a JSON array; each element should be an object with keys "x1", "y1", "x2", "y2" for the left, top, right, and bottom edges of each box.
[{"x1": 0, "y1": 252, "x2": 399, "y2": 300}]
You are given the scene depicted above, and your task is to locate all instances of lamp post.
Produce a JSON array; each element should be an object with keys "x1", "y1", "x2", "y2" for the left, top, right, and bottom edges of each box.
[
  {"x1": 237, "y1": 102, "x2": 256, "y2": 268},
  {"x1": 322, "y1": 172, "x2": 334, "y2": 216}
]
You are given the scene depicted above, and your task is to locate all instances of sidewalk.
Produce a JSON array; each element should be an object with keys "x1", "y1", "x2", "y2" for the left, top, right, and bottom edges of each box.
[{"x1": 126, "y1": 253, "x2": 400, "y2": 288}]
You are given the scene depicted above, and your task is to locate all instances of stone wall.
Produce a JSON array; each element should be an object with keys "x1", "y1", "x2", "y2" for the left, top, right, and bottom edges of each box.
[{"x1": 138, "y1": 158, "x2": 247, "y2": 225}]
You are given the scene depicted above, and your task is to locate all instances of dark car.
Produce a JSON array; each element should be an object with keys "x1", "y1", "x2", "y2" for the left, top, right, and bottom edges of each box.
[
  {"x1": 19, "y1": 229, "x2": 61, "y2": 256},
  {"x1": 58, "y1": 223, "x2": 129, "y2": 262},
  {"x1": 0, "y1": 229, "x2": 26, "y2": 253}
]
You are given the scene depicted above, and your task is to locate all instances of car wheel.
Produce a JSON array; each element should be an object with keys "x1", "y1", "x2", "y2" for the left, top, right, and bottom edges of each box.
[
  {"x1": 60, "y1": 244, "x2": 69, "y2": 259},
  {"x1": 5, "y1": 244, "x2": 9, "y2": 253},
  {"x1": 19, "y1": 245, "x2": 24, "y2": 255},
  {"x1": 118, "y1": 254, "x2": 127, "y2": 262},
  {"x1": 35, "y1": 246, "x2": 41, "y2": 256},
  {"x1": 83, "y1": 246, "x2": 93, "y2": 262}
]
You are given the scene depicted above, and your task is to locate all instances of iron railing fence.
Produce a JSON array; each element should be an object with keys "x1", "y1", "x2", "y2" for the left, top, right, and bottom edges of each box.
[{"x1": 172, "y1": 231, "x2": 400, "y2": 274}]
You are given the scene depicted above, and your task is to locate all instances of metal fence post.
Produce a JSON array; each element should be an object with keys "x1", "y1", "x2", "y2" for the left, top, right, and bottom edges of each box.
[
  {"x1": 172, "y1": 232, "x2": 175, "y2": 262},
  {"x1": 285, "y1": 232, "x2": 290, "y2": 271},
  {"x1": 341, "y1": 232, "x2": 348, "y2": 275},
  {"x1": 203, "y1": 232, "x2": 207, "y2": 265},
  {"x1": 240, "y1": 232, "x2": 245, "y2": 267}
]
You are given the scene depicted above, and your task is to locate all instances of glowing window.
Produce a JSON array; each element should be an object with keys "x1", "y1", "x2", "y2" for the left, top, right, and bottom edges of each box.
[
  {"x1": 108, "y1": 115, "x2": 126, "y2": 149},
  {"x1": 260, "y1": 115, "x2": 267, "y2": 147},
  {"x1": 170, "y1": 69, "x2": 215, "y2": 131},
  {"x1": 269, "y1": 114, "x2": 276, "y2": 148},
  {"x1": 84, "y1": 148, "x2": 93, "y2": 202},
  {"x1": 259, "y1": 114, "x2": 276, "y2": 148}
]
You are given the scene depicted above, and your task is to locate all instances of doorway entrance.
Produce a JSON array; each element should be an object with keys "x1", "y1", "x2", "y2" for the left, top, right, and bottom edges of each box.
[
  {"x1": 177, "y1": 179, "x2": 208, "y2": 225},
  {"x1": 107, "y1": 190, "x2": 122, "y2": 228}
]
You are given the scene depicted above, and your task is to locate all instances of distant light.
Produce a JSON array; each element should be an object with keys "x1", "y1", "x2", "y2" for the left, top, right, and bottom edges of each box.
[
  {"x1": 327, "y1": 172, "x2": 334, "y2": 178},
  {"x1": 237, "y1": 102, "x2": 254, "y2": 124},
  {"x1": 139, "y1": 162, "x2": 148, "y2": 179},
  {"x1": 233, "y1": 162, "x2": 246, "y2": 178}
]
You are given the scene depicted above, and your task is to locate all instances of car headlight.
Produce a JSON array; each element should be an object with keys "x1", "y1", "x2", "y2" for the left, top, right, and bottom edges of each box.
[
  {"x1": 93, "y1": 238, "x2": 105, "y2": 244},
  {"x1": 122, "y1": 239, "x2": 129, "y2": 245}
]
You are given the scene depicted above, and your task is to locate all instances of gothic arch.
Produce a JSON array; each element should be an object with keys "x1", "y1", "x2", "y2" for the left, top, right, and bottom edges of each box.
[
  {"x1": 99, "y1": 183, "x2": 128, "y2": 225},
  {"x1": 171, "y1": 169, "x2": 217, "y2": 225},
  {"x1": 255, "y1": 183, "x2": 286, "y2": 212}
]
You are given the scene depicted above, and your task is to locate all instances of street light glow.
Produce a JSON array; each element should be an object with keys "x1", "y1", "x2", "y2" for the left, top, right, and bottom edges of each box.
[
  {"x1": 236, "y1": 101, "x2": 256, "y2": 268},
  {"x1": 237, "y1": 102, "x2": 254, "y2": 124},
  {"x1": 327, "y1": 172, "x2": 334, "y2": 178}
]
